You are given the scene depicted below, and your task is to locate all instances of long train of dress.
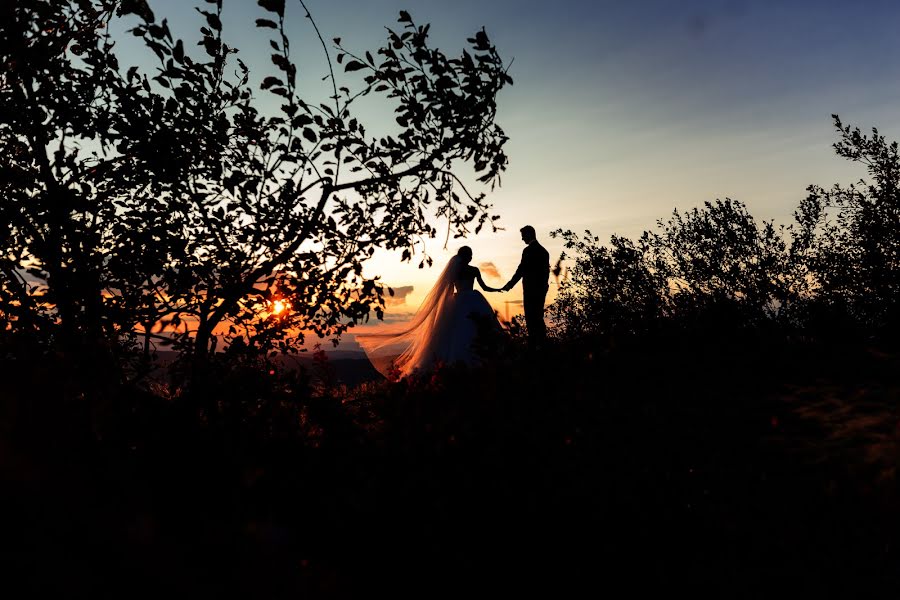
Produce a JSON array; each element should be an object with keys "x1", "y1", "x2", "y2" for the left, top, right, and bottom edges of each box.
[{"x1": 355, "y1": 257, "x2": 500, "y2": 379}]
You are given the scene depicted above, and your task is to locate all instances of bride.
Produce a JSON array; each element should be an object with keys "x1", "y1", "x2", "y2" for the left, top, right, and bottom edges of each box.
[{"x1": 356, "y1": 246, "x2": 501, "y2": 379}]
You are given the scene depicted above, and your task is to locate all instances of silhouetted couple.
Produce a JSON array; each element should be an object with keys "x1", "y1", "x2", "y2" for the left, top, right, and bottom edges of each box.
[{"x1": 357, "y1": 225, "x2": 550, "y2": 379}]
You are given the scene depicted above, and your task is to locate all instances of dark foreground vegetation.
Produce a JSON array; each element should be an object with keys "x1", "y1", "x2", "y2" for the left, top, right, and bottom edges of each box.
[{"x1": 3, "y1": 332, "x2": 899, "y2": 596}]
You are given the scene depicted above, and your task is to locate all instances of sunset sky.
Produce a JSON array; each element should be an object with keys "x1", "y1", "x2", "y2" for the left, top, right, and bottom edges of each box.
[{"x1": 116, "y1": 0, "x2": 900, "y2": 348}]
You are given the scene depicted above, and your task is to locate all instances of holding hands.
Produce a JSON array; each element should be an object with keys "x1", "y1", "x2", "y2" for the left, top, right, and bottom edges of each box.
[{"x1": 474, "y1": 265, "x2": 514, "y2": 293}]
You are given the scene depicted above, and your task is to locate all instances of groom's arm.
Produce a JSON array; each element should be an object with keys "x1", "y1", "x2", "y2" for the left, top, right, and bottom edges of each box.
[
  {"x1": 502, "y1": 269, "x2": 522, "y2": 291},
  {"x1": 502, "y1": 250, "x2": 527, "y2": 291}
]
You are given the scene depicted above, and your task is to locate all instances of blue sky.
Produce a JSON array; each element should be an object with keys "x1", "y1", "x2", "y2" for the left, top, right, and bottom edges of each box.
[{"x1": 117, "y1": 1, "x2": 900, "y2": 342}]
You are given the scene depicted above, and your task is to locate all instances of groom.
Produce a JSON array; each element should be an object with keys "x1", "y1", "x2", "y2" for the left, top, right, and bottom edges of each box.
[{"x1": 501, "y1": 225, "x2": 550, "y2": 347}]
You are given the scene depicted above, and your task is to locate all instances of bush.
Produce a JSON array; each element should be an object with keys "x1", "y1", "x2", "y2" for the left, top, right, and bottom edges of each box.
[{"x1": 550, "y1": 117, "x2": 900, "y2": 346}]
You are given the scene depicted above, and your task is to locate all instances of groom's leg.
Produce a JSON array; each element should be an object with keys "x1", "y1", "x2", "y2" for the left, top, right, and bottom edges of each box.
[{"x1": 523, "y1": 288, "x2": 548, "y2": 346}]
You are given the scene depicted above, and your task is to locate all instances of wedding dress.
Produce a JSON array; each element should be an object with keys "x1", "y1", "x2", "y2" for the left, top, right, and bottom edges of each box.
[{"x1": 356, "y1": 255, "x2": 500, "y2": 379}]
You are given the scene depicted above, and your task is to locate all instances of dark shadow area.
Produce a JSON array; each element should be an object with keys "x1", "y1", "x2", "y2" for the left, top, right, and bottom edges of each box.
[{"x1": 2, "y1": 334, "x2": 899, "y2": 596}]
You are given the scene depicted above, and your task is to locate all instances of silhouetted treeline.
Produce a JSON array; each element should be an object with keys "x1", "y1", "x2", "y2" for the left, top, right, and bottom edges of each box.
[{"x1": 548, "y1": 115, "x2": 900, "y2": 347}]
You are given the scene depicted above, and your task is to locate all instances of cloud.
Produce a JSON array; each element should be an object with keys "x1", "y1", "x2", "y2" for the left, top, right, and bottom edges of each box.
[
  {"x1": 375, "y1": 310, "x2": 415, "y2": 325},
  {"x1": 385, "y1": 285, "x2": 414, "y2": 307},
  {"x1": 479, "y1": 262, "x2": 502, "y2": 280},
  {"x1": 350, "y1": 310, "x2": 416, "y2": 336}
]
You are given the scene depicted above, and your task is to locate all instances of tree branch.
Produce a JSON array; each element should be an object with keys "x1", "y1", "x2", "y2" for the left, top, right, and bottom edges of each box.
[{"x1": 329, "y1": 157, "x2": 434, "y2": 193}]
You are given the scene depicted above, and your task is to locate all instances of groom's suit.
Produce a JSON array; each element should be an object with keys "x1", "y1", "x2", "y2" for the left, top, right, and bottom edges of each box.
[{"x1": 506, "y1": 240, "x2": 550, "y2": 344}]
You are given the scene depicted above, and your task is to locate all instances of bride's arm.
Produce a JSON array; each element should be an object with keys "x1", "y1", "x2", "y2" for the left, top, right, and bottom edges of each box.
[{"x1": 475, "y1": 269, "x2": 497, "y2": 292}]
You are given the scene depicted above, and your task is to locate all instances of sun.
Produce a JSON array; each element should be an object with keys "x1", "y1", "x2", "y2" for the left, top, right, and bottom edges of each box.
[{"x1": 272, "y1": 300, "x2": 287, "y2": 315}]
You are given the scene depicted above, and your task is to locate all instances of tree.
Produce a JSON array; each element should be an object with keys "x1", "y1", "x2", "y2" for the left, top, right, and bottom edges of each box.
[
  {"x1": 793, "y1": 115, "x2": 900, "y2": 336},
  {"x1": 548, "y1": 230, "x2": 670, "y2": 341},
  {"x1": 549, "y1": 117, "x2": 900, "y2": 346},
  {"x1": 648, "y1": 198, "x2": 796, "y2": 329},
  {"x1": 0, "y1": 0, "x2": 512, "y2": 397},
  {"x1": 549, "y1": 199, "x2": 799, "y2": 342}
]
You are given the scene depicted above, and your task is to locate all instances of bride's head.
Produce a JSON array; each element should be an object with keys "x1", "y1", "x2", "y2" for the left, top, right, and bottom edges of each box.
[{"x1": 456, "y1": 246, "x2": 473, "y2": 266}]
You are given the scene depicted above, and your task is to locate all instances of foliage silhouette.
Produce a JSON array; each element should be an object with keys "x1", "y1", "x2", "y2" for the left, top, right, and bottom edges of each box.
[
  {"x1": 549, "y1": 116, "x2": 900, "y2": 346},
  {"x1": 0, "y1": 0, "x2": 512, "y2": 401},
  {"x1": 548, "y1": 231, "x2": 670, "y2": 341},
  {"x1": 792, "y1": 115, "x2": 900, "y2": 337}
]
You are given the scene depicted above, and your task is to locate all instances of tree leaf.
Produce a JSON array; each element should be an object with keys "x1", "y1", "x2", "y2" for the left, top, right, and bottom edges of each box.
[
  {"x1": 257, "y1": 0, "x2": 285, "y2": 17},
  {"x1": 260, "y1": 76, "x2": 280, "y2": 90},
  {"x1": 206, "y1": 13, "x2": 222, "y2": 31},
  {"x1": 344, "y1": 60, "x2": 366, "y2": 72},
  {"x1": 172, "y1": 39, "x2": 184, "y2": 62},
  {"x1": 120, "y1": 0, "x2": 155, "y2": 23}
]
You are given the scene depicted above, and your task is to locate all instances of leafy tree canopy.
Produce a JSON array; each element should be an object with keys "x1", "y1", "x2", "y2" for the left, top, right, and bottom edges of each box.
[{"x1": 0, "y1": 0, "x2": 512, "y2": 393}]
